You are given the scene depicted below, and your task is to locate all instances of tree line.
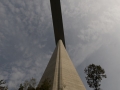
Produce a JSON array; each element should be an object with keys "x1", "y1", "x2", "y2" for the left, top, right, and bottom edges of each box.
[
  {"x1": 18, "y1": 78, "x2": 51, "y2": 90},
  {"x1": 0, "y1": 64, "x2": 107, "y2": 90}
]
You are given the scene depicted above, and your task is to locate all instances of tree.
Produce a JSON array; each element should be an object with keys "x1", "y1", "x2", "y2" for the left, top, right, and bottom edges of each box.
[
  {"x1": 84, "y1": 64, "x2": 107, "y2": 90},
  {"x1": 27, "y1": 85, "x2": 35, "y2": 90},
  {"x1": 23, "y1": 80, "x2": 29, "y2": 90},
  {"x1": 18, "y1": 84, "x2": 24, "y2": 90},
  {"x1": 20, "y1": 77, "x2": 37, "y2": 90},
  {"x1": 29, "y1": 78, "x2": 36, "y2": 88},
  {"x1": 0, "y1": 80, "x2": 7, "y2": 90},
  {"x1": 36, "y1": 78, "x2": 51, "y2": 90},
  {"x1": 19, "y1": 78, "x2": 51, "y2": 90},
  {"x1": 0, "y1": 80, "x2": 6, "y2": 85}
]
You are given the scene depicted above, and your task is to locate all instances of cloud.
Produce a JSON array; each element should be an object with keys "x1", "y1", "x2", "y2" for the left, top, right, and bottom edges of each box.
[
  {"x1": 0, "y1": 0, "x2": 120, "y2": 90},
  {"x1": 0, "y1": 50, "x2": 52, "y2": 89},
  {"x1": 60, "y1": 0, "x2": 120, "y2": 66},
  {"x1": 78, "y1": 38, "x2": 120, "y2": 90},
  {"x1": 0, "y1": 0, "x2": 55, "y2": 89},
  {"x1": 60, "y1": 1, "x2": 120, "y2": 90}
]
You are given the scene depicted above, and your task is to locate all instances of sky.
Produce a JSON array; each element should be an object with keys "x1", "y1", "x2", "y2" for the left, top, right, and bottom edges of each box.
[{"x1": 0, "y1": 0, "x2": 120, "y2": 90}]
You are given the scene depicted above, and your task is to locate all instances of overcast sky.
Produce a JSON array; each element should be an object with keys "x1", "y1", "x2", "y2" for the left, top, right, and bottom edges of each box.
[{"x1": 0, "y1": 0, "x2": 120, "y2": 90}]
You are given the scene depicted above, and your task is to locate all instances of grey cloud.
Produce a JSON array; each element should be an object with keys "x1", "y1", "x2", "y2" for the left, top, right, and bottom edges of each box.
[
  {"x1": 77, "y1": 39, "x2": 120, "y2": 90},
  {"x1": 0, "y1": 0, "x2": 120, "y2": 90},
  {"x1": 0, "y1": 0, "x2": 55, "y2": 89},
  {"x1": 60, "y1": 0, "x2": 120, "y2": 65}
]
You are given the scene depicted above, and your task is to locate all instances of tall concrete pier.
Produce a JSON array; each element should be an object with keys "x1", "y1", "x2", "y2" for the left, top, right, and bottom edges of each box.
[
  {"x1": 38, "y1": 40, "x2": 86, "y2": 90},
  {"x1": 38, "y1": 0, "x2": 86, "y2": 89}
]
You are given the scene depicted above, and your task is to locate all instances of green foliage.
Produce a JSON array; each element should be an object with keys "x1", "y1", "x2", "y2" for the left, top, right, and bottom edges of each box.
[
  {"x1": 0, "y1": 80, "x2": 6, "y2": 85},
  {"x1": 29, "y1": 78, "x2": 36, "y2": 88},
  {"x1": 37, "y1": 78, "x2": 51, "y2": 90},
  {"x1": 0, "y1": 80, "x2": 7, "y2": 90},
  {"x1": 84, "y1": 64, "x2": 107, "y2": 90},
  {"x1": 18, "y1": 78, "x2": 51, "y2": 90},
  {"x1": 27, "y1": 85, "x2": 35, "y2": 90},
  {"x1": 18, "y1": 84, "x2": 24, "y2": 90},
  {"x1": 22, "y1": 77, "x2": 37, "y2": 90},
  {"x1": 35, "y1": 87, "x2": 40, "y2": 90},
  {"x1": 23, "y1": 80, "x2": 29, "y2": 90}
]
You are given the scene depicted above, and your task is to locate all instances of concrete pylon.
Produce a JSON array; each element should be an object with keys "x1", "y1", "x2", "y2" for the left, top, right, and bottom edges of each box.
[{"x1": 38, "y1": 40, "x2": 86, "y2": 90}]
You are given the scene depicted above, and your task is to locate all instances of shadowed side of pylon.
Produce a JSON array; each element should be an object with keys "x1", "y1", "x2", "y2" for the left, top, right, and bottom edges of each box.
[{"x1": 50, "y1": 0, "x2": 66, "y2": 47}]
